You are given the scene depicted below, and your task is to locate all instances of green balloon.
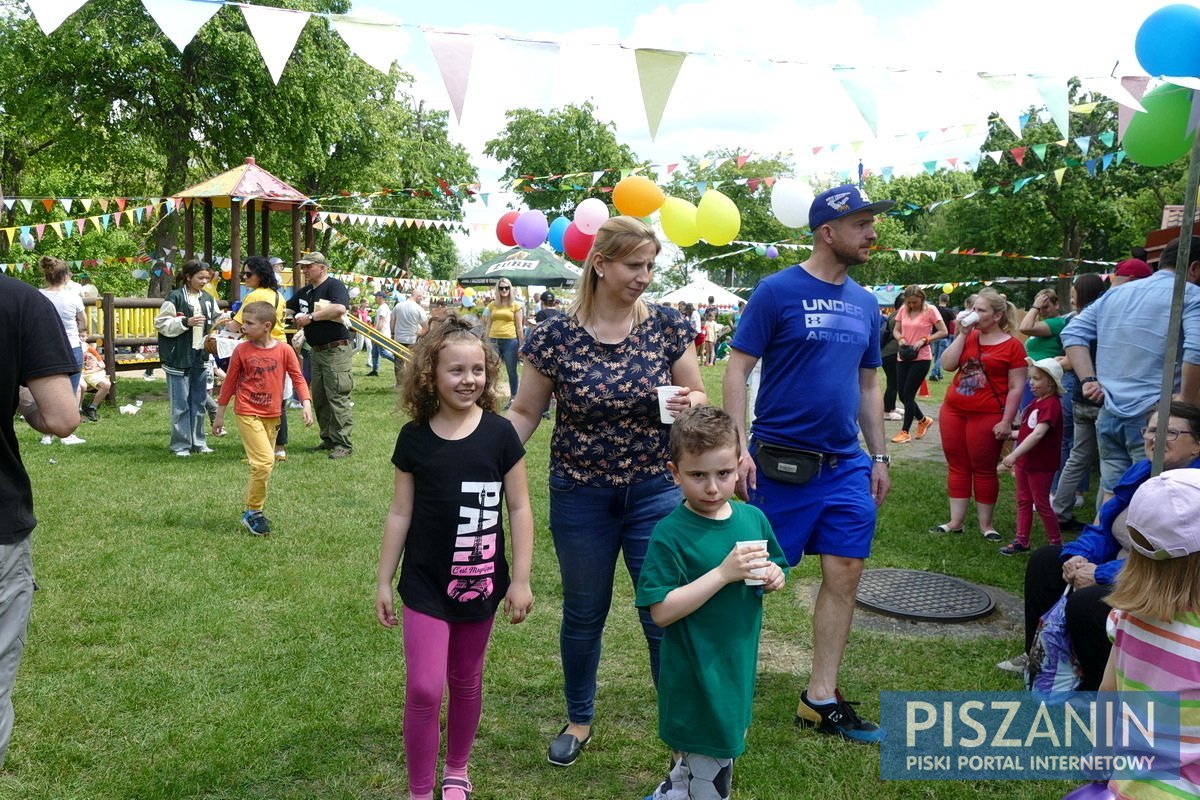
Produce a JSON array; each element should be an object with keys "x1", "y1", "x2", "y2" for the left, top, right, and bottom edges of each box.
[{"x1": 1125, "y1": 83, "x2": 1196, "y2": 167}]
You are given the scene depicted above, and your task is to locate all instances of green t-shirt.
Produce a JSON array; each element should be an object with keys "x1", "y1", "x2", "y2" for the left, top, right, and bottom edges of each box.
[
  {"x1": 1024, "y1": 315, "x2": 1067, "y2": 360},
  {"x1": 636, "y1": 502, "x2": 787, "y2": 758}
]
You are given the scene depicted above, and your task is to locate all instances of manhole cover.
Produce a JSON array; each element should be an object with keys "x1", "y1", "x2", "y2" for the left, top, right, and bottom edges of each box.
[{"x1": 856, "y1": 569, "x2": 995, "y2": 622}]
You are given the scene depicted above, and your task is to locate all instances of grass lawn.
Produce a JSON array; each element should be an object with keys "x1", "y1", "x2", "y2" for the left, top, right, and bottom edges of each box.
[{"x1": 3, "y1": 358, "x2": 1079, "y2": 799}]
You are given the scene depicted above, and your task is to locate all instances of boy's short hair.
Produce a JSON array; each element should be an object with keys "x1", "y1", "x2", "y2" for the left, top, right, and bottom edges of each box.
[
  {"x1": 241, "y1": 300, "x2": 276, "y2": 323},
  {"x1": 669, "y1": 405, "x2": 740, "y2": 463}
]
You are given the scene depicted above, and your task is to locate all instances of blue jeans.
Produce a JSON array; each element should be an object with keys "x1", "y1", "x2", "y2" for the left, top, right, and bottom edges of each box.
[
  {"x1": 69, "y1": 345, "x2": 82, "y2": 394},
  {"x1": 369, "y1": 342, "x2": 395, "y2": 372},
  {"x1": 1096, "y1": 407, "x2": 1148, "y2": 493},
  {"x1": 929, "y1": 337, "x2": 949, "y2": 380},
  {"x1": 165, "y1": 351, "x2": 209, "y2": 454},
  {"x1": 548, "y1": 471, "x2": 680, "y2": 724},
  {"x1": 491, "y1": 337, "x2": 519, "y2": 399},
  {"x1": 1052, "y1": 373, "x2": 1089, "y2": 494}
]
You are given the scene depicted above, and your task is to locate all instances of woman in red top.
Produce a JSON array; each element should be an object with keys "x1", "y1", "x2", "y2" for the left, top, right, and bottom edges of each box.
[
  {"x1": 891, "y1": 285, "x2": 948, "y2": 444},
  {"x1": 932, "y1": 288, "x2": 1026, "y2": 541}
]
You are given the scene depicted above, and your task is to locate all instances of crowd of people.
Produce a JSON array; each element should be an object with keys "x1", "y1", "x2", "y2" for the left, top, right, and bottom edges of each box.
[{"x1": 7, "y1": 183, "x2": 1200, "y2": 800}]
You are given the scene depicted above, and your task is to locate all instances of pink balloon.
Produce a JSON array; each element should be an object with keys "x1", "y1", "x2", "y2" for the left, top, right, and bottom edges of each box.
[
  {"x1": 512, "y1": 210, "x2": 549, "y2": 248},
  {"x1": 563, "y1": 222, "x2": 595, "y2": 262},
  {"x1": 574, "y1": 198, "x2": 609, "y2": 235},
  {"x1": 496, "y1": 211, "x2": 519, "y2": 247}
]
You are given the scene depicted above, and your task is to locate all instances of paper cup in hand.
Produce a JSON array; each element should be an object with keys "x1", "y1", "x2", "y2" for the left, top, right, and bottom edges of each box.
[
  {"x1": 656, "y1": 385, "x2": 683, "y2": 424},
  {"x1": 737, "y1": 539, "x2": 769, "y2": 585}
]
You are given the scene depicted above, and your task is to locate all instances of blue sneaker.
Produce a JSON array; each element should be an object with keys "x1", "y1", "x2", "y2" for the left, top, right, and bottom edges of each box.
[
  {"x1": 795, "y1": 690, "x2": 885, "y2": 743},
  {"x1": 241, "y1": 510, "x2": 271, "y2": 536}
]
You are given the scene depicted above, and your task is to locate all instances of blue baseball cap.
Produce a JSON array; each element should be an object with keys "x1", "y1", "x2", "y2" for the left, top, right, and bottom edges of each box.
[{"x1": 808, "y1": 184, "x2": 894, "y2": 230}]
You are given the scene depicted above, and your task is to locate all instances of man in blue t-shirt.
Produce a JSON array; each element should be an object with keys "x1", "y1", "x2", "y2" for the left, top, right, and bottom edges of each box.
[{"x1": 723, "y1": 184, "x2": 893, "y2": 744}]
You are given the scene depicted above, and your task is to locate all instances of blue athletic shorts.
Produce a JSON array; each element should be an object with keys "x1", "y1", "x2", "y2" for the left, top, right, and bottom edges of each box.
[{"x1": 748, "y1": 443, "x2": 877, "y2": 565}]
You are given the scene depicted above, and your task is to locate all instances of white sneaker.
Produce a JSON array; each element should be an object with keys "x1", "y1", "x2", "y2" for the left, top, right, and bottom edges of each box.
[
  {"x1": 196, "y1": 446, "x2": 214, "y2": 454},
  {"x1": 883, "y1": 410, "x2": 902, "y2": 421},
  {"x1": 997, "y1": 653, "x2": 1029, "y2": 674},
  {"x1": 40, "y1": 435, "x2": 53, "y2": 445},
  {"x1": 1074, "y1": 494, "x2": 1084, "y2": 508},
  {"x1": 61, "y1": 434, "x2": 86, "y2": 446},
  {"x1": 174, "y1": 450, "x2": 191, "y2": 457}
]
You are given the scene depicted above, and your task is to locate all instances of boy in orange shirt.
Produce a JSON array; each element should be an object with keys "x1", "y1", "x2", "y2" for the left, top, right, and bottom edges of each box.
[{"x1": 213, "y1": 302, "x2": 312, "y2": 535}]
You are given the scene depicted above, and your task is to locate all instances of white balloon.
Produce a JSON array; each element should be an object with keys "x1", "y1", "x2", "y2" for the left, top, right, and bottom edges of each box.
[
  {"x1": 18, "y1": 232, "x2": 35, "y2": 250},
  {"x1": 770, "y1": 179, "x2": 815, "y2": 229},
  {"x1": 349, "y1": 286, "x2": 361, "y2": 299}
]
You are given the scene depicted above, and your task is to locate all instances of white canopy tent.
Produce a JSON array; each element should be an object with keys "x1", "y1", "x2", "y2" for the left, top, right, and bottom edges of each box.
[{"x1": 655, "y1": 277, "x2": 745, "y2": 310}]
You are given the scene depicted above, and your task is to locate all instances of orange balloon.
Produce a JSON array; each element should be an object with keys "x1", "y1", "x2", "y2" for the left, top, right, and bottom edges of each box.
[{"x1": 612, "y1": 176, "x2": 665, "y2": 217}]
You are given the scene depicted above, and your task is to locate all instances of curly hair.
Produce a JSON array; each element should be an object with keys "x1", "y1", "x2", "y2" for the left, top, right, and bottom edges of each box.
[
  {"x1": 402, "y1": 314, "x2": 500, "y2": 422},
  {"x1": 242, "y1": 255, "x2": 280, "y2": 291}
]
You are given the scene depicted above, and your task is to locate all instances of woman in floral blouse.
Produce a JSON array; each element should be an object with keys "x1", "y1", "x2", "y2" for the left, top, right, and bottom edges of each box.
[{"x1": 509, "y1": 216, "x2": 706, "y2": 766}]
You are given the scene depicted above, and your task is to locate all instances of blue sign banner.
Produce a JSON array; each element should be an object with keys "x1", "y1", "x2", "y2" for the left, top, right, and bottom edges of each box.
[{"x1": 880, "y1": 691, "x2": 1182, "y2": 781}]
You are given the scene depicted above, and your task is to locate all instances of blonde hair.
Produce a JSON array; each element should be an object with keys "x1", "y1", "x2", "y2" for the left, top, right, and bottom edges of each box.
[
  {"x1": 491, "y1": 279, "x2": 516, "y2": 309},
  {"x1": 903, "y1": 284, "x2": 926, "y2": 303},
  {"x1": 39, "y1": 255, "x2": 70, "y2": 286},
  {"x1": 975, "y1": 287, "x2": 1019, "y2": 332},
  {"x1": 240, "y1": 300, "x2": 276, "y2": 324},
  {"x1": 402, "y1": 315, "x2": 500, "y2": 423},
  {"x1": 1107, "y1": 527, "x2": 1200, "y2": 622},
  {"x1": 568, "y1": 216, "x2": 661, "y2": 327}
]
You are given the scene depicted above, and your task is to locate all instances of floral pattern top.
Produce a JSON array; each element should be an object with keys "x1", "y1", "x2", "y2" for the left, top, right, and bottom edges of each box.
[{"x1": 522, "y1": 304, "x2": 692, "y2": 487}]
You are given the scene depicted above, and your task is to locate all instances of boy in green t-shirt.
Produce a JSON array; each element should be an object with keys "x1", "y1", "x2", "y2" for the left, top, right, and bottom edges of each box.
[{"x1": 636, "y1": 406, "x2": 788, "y2": 800}]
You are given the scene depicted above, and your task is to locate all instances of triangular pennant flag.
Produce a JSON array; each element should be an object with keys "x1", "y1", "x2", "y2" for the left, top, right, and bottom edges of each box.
[
  {"x1": 1031, "y1": 143, "x2": 1049, "y2": 162},
  {"x1": 986, "y1": 151, "x2": 1003, "y2": 164},
  {"x1": 835, "y1": 67, "x2": 880, "y2": 136},
  {"x1": 97, "y1": 198, "x2": 108, "y2": 212},
  {"x1": 25, "y1": 0, "x2": 88, "y2": 35},
  {"x1": 634, "y1": 49, "x2": 686, "y2": 140},
  {"x1": 736, "y1": 155, "x2": 748, "y2": 169},
  {"x1": 916, "y1": 131, "x2": 928, "y2": 141},
  {"x1": 62, "y1": 219, "x2": 75, "y2": 238},
  {"x1": 923, "y1": 160, "x2": 938, "y2": 175},
  {"x1": 1118, "y1": 76, "x2": 1151, "y2": 142},
  {"x1": 329, "y1": 13, "x2": 406, "y2": 75},
  {"x1": 79, "y1": 198, "x2": 92, "y2": 212},
  {"x1": 20, "y1": 199, "x2": 32, "y2": 213},
  {"x1": 141, "y1": 0, "x2": 222, "y2": 52},
  {"x1": 1035, "y1": 76, "x2": 1070, "y2": 138},
  {"x1": 41, "y1": 198, "x2": 54, "y2": 213},
  {"x1": 1010, "y1": 147, "x2": 1027, "y2": 167},
  {"x1": 980, "y1": 74, "x2": 1029, "y2": 138},
  {"x1": 1085, "y1": 158, "x2": 1098, "y2": 177},
  {"x1": 116, "y1": 198, "x2": 127, "y2": 212},
  {"x1": 426, "y1": 31, "x2": 475, "y2": 124},
  {"x1": 241, "y1": 4, "x2": 311, "y2": 85},
  {"x1": 59, "y1": 198, "x2": 73, "y2": 213},
  {"x1": 1098, "y1": 131, "x2": 1115, "y2": 147},
  {"x1": 35, "y1": 224, "x2": 45, "y2": 240},
  {"x1": 2, "y1": 199, "x2": 12, "y2": 211},
  {"x1": 1074, "y1": 136, "x2": 1091, "y2": 156},
  {"x1": 1102, "y1": 153, "x2": 1115, "y2": 171}
]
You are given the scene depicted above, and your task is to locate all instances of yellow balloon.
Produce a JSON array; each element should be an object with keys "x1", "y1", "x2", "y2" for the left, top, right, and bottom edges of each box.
[
  {"x1": 659, "y1": 197, "x2": 700, "y2": 247},
  {"x1": 695, "y1": 189, "x2": 741, "y2": 246},
  {"x1": 942, "y1": 283, "x2": 954, "y2": 294},
  {"x1": 612, "y1": 176, "x2": 665, "y2": 217}
]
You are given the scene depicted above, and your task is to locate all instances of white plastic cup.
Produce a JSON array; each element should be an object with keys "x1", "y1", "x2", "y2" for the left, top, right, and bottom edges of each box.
[
  {"x1": 737, "y1": 539, "x2": 769, "y2": 585},
  {"x1": 958, "y1": 310, "x2": 980, "y2": 327},
  {"x1": 656, "y1": 385, "x2": 683, "y2": 424}
]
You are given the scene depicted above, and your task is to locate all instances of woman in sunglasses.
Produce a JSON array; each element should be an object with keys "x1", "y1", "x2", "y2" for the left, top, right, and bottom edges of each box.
[
  {"x1": 223, "y1": 256, "x2": 292, "y2": 460},
  {"x1": 484, "y1": 280, "x2": 524, "y2": 404}
]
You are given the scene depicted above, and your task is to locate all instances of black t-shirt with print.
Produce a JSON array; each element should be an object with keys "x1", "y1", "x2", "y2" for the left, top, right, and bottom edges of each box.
[
  {"x1": 1, "y1": 276, "x2": 79, "y2": 543},
  {"x1": 392, "y1": 411, "x2": 525, "y2": 622},
  {"x1": 286, "y1": 277, "x2": 352, "y2": 346}
]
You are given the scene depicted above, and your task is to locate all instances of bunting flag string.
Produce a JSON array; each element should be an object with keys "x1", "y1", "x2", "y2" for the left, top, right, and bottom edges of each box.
[
  {"x1": 0, "y1": 200, "x2": 175, "y2": 249},
  {"x1": 0, "y1": 254, "x2": 151, "y2": 274},
  {"x1": 21, "y1": 0, "x2": 1149, "y2": 146},
  {"x1": 712, "y1": 239, "x2": 1119, "y2": 268},
  {"x1": 320, "y1": 225, "x2": 458, "y2": 298},
  {"x1": 314, "y1": 210, "x2": 464, "y2": 232}
]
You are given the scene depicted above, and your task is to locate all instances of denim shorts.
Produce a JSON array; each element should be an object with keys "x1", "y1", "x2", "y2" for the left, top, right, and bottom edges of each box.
[{"x1": 1096, "y1": 408, "x2": 1148, "y2": 493}]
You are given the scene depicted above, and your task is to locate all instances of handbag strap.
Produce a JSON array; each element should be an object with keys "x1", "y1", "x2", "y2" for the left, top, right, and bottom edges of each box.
[{"x1": 974, "y1": 332, "x2": 1007, "y2": 414}]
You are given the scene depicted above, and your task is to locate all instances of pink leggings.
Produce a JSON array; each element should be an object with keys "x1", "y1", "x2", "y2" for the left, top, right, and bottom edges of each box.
[
  {"x1": 940, "y1": 404, "x2": 1005, "y2": 504},
  {"x1": 403, "y1": 607, "x2": 494, "y2": 798},
  {"x1": 1014, "y1": 465, "x2": 1061, "y2": 547}
]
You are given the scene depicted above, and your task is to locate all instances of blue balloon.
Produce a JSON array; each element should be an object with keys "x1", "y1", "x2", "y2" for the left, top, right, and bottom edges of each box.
[
  {"x1": 1136, "y1": 4, "x2": 1200, "y2": 77},
  {"x1": 547, "y1": 216, "x2": 570, "y2": 253}
]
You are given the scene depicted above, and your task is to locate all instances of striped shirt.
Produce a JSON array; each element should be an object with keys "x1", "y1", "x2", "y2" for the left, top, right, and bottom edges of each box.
[{"x1": 1108, "y1": 608, "x2": 1200, "y2": 799}]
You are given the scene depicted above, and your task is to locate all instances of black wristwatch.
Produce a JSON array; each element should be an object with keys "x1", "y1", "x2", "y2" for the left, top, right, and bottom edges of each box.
[
  {"x1": 1081, "y1": 376, "x2": 1098, "y2": 384},
  {"x1": 871, "y1": 454, "x2": 891, "y2": 465}
]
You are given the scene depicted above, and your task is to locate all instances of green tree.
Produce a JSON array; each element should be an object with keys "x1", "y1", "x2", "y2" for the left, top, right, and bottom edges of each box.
[{"x1": 483, "y1": 102, "x2": 640, "y2": 216}]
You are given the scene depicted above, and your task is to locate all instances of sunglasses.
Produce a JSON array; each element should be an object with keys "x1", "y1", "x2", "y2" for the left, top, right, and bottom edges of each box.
[
  {"x1": 240, "y1": 272, "x2": 251, "y2": 279},
  {"x1": 498, "y1": 286, "x2": 511, "y2": 291}
]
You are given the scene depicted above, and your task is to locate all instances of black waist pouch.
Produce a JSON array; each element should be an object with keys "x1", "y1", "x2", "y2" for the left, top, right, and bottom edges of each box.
[{"x1": 755, "y1": 442, "x2": 827, "y2": 485}]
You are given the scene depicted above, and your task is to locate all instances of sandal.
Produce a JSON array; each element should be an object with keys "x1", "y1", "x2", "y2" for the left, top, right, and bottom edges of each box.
[
  {"x1": 928, "y1": 523, "x2": 964, "y2": 534},
  {"x1": 981, "y1": 529, "x2": 1003, "y2": 542},
  {"x1": 442, "y1": 776, "x2": 473, "y2": 800}
]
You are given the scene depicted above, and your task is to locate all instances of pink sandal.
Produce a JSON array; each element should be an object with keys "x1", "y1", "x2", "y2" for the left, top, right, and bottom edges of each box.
[{"x1": 441, "y1": 776, "x2": 472, "y2": 800}]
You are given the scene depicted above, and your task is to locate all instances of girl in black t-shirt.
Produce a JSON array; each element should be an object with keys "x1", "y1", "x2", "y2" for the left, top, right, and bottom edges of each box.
[{"x1": 375, "y1": 316, "x2": 534, "y2": 800}]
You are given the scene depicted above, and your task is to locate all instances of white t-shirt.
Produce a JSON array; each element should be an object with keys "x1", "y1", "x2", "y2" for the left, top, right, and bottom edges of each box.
[{"x1": 40, "y1": 288, "x2": 85, "y2": 349}]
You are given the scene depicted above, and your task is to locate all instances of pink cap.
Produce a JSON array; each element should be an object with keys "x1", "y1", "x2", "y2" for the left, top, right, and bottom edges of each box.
[{"x1": 1127, "y1": 469, "x2": 1200, "y2": 560}]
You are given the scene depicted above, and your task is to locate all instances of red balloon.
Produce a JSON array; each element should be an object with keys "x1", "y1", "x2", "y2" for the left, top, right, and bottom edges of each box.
[
  {"x1": 563, "y1": 222, "x2": 594, "y2": 262},
  {"x1": 496, "y1": 210, "x2": 519, "y2": 247}
]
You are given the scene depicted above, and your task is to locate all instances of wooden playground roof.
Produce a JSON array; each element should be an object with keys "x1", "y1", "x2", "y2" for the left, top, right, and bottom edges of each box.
[{"x1": 173, "y1": 157, "x2": 311, "y2": 210}]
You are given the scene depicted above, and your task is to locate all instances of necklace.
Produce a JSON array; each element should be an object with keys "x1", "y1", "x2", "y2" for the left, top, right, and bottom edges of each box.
[{"x1": 586, "y1": 312, "x2": 635, "y2": 344}]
